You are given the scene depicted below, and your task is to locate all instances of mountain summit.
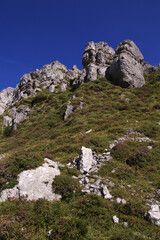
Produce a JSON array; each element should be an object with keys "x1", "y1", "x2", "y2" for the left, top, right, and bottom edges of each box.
[{"x1": 0, "y1": 39, "x2": 159, "y2": 116}]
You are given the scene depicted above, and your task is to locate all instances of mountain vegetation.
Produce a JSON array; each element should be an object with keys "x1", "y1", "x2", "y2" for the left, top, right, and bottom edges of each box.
[{"x1": 0, "y1": 40, "x2": 160, "y2": 239}]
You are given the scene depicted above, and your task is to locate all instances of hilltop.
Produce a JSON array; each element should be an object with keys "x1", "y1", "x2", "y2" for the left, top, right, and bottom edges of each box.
[{"x1": 0, "y1": 40, "x2": 160, "y2": 239}]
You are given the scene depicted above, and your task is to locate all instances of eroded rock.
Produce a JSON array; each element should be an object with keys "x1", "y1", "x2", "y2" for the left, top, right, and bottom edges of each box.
[
  {"x1": 0, "y1": 87, "x2": 14, "y2": 115},
  {"x1": 9, "y1": 106, "x2": 30, "y2": 129},
  {"x1": 107, "y1": 40, "x2": 145, "y2": 88},
  {"x1": 13, "y1": 61, "x2": 81, "y2": 102},
  {"x1": 0, "y1": 158, "x2": 62, "y2": 202},
  {"x1": 73, "y1": 41, "x2": 115, "y2": 87},
  {"x1": 77, "y1": 146, "x2": 94, "y2": 173}
]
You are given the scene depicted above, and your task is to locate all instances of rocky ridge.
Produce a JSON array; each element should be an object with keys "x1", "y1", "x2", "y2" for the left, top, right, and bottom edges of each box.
[{"x1": 1, "y1": 39, "x2": 159, "y2": 123}]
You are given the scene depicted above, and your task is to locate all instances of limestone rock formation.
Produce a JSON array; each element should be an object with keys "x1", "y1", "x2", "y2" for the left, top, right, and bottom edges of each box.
[
  {"x1": 13, "y1": 61, "x2": 66, "y2": 101},
  {"x1": 0, "y1": 158, "x2": 62, "y2": 202},
  {"x1": 13, "y1": 61, "x2": 82, "y2": 102},
  {"x1": 73, "y1": 41, "x2": 115, "y2": 87},
  {"x1": 107, "y1": 40, "x2": 145, "y2": 88},
  {"x1": 1, "y1": 39, "x2": 159, "y2": 116},
  {"x1": 82, "y1": 41, "x2": 115, "y2": 69},
  {"x1": 82, "y1": 42, "x2": 115, "y2": 82},
  {"x1": 3, "y1": 106, "x2": 30, "y2": 129},
  {"x1": 0, "y1": 87, "x2": 14, "y2": 114},
  {"x1": 66, "y1": 65, "x2": 81, "y2": 80}
]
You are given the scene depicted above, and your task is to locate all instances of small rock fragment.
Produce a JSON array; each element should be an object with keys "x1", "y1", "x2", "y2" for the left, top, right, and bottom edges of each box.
[{"x1": 113, "y1": 215, "x2": 119, "y2": 223}]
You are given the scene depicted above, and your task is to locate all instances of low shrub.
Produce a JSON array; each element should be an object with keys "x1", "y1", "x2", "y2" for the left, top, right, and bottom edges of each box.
[
  {"x1": 52, "y1": 174, "x2": 81, "y2": 201},
  {"x1": 136, "y1": 123, "x2": 160, "y2": 138},
  {"x1": 49, "y1": 217, "x2": 88, "y2": 240},
  {"x1": 31, "y1": 92, "x2": 48, "y2": 106},
  {"x1": 3, "y1": 126, "x2": 13, "y2": 137},
  {"x1": 126, "y1": 148, "x2": 150, "y2": 168}
]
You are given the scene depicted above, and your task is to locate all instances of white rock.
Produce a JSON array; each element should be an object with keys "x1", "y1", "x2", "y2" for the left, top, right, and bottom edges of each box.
[
  {"x1": 0, "y1": 87, "x2": 14, "y2": 115},
  {"x1": 85, "y1": 129, "x2": 92, "y2": 134},
  {"x1": 0, "y1": 154, "x2": 5, "y2": 160},
  {"x1": 123, "y1": 222, "x2": 128, "y2": 227},
  {"x1": 113, "y1": 215, "x2": 119, "y2": 223},
  {"x1": 64, "y1": 102, "x2": 74, "y2": 120},
  {"x1": 108, "y1": 40, "x2": 145, "y2": 88},
  {"x1": 101, "y1": 184, "x2": 112, "y2": 199},
  {"x1": 0, "y1": 159, "x2": 61, "y2": 202},
  {"x1": 116, "y1": 197, "x2": 122, "y2": 204},
  {"x1": 49, "y1": 85, "x2": 56, "y2": 93},
  {"x1": 60, "y1": 83, "x2": 67, "y2": 92},
  {"x1": 122, "y1": 199, "x2": 127, "y2": 204},
  {"x1": 77, "y1": 146, "x2": 94, "y2": 173},
  {"x1": 147, "y1": 205, "x2": 160, "y2": 226},
  {"x1": 85, "y1": 64, "x2": 98, "y2": 82},
  {"x1": 3, "y1": 116, "x2": 12, "y2": 127},
  {"x1": 48, "y1": 229, "x2": 53, "y2": 237}
]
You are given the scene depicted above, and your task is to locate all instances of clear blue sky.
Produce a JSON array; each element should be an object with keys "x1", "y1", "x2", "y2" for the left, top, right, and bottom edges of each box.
[{"x1": 0, "y1": 0, "x2": 160, "y2": 91}]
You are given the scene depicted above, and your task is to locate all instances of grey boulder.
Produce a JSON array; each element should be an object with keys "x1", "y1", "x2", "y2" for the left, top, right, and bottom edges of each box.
[
  {"x1": 107, "y1": 40, "x2": 145, "y2": 88},
  {"x1": 77, "y1": 146, "x2": 94, "y2": 173}
]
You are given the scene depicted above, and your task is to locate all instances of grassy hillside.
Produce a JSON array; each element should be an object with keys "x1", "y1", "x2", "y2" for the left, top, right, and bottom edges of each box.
[{"x1": 0, "y1": 72, "x2": 160, "y2": 239}]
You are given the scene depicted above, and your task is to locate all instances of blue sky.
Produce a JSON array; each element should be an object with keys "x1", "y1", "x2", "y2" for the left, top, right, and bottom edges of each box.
[{"x1": 0, "y1": 0, "x2": 160, "y2": 91}]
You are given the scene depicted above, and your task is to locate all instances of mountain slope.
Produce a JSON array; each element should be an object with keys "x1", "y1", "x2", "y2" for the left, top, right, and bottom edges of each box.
[{"x1": 0, "y1": 70, "x2": 160, "y2": 239}]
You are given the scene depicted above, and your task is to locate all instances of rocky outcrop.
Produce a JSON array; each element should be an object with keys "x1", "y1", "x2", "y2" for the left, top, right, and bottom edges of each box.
[
  {"x1": 3, "y1": 106, "x2": 30, "y2": 129},
  {"x1": 146, "y1": 205, "x2": 160, "y2": 226},
  {"x1": 82, "y1": 41, "x2": 115, "y2": 69},
  {"x1": 71, "y1": 146, "x2": 111, "y2": 173},
  {"x1": 13, "y1": 61, "x2": 66, "y2": 101},
  {"x1": 0, "y1": 87, "x2": 14, "y2": 114},
  {"x1": 107, "y1": 40, "x2": 145, "y2": 88},
  {"x1": 9, "y1": 106, "x2": 30, "y2": 129},
  {"x1": 0, "y1": 158, "x2": 62, "y2": 202},
  {"x1": 73, "y1": 41, "x2": 115, "y2": 87},
  {"x1": 1, "y1": 39, "x2": 159, "y2": 116},
  {"x1": 13, "y1": 61, "x2": 82, "y2": 102}
]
